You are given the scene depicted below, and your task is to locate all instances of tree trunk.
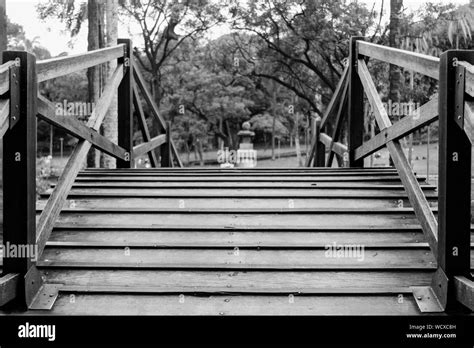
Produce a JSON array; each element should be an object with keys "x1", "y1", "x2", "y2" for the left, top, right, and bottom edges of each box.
[
  {"x1": 388, "y1": 0, "x2": 403, "y2": 166},
  {"x1": 388, "y1": 0, "x2": 403, "y2": 104},
  {"x1": 100, "y1": 0, "x2": 118, "y2": 168},
  {"x1": 86, "y1": 0, "x2": 102, "y2": 168}
]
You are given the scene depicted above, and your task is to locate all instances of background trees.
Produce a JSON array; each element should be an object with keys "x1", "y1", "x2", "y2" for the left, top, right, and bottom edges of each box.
[{"x1": 4, "y1": 0, "x2": 471, "y2": 166}]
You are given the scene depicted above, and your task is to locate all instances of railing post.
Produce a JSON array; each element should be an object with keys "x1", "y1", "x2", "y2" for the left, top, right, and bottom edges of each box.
[
  {"x1": 348, "y1": 36, "x2": 365, "y2": 167},
  {"x1": 2, "y1": 51, "x2": 39, "y2": 307},
  {"x1": 117, "y1": 38, "x2": 133, "y2": 168},
  {"x1": 313, "y1": 116, "x2": 325, "y2": 167},
  {"x1": 161, "y1": 121, "x2": 171, "y2": 167},
  {"x1": 438, "y1": 50, "x2": 473, "y2": 309}
]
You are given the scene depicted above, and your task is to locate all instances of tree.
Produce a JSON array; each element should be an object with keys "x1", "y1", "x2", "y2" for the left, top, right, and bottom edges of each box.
[
  {"x1": 388, "y1": 0, "x2": 403, "y2": 104},
  {"x1": 100, "y1": 0, "x2": 118, "y2": 168},
  {"x1": 86, "y1": 0, "x2": 104, "y2": 167},
  {"x1": 231, "y1": 0, "x2": 377, "y2": 118}
]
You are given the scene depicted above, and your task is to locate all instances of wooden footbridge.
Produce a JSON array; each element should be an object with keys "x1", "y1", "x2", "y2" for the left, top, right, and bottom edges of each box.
[{"x1": 0, "y1": 37, "x2": 472, "y2": 315}]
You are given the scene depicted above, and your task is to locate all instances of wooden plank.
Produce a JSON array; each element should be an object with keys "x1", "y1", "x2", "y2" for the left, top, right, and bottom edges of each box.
[
  {"x1": 357, "y1": 41, "x2": 439, "y2": 80},
  {"x1": 161, "y1": 121, "x2": 171, "y2": 167},
  {"x1": 327, "y1": 80, "x2": 348, "y2": 167},
  {"x1": 0, "y1": 273, "x2": 20, "y2": 306},
  {"x1": 40, "y1": 293, "x2": 423, "y2": 315},
  {"x1": 438, "y1": 51, "x2": 473, "y2": 308},
  {"x1": 35, "y1": 64, "x2": 124, "y2": 257},
  {"x1": 62, "y1": 187, "x2": 437, "y2": 198},
  {"x1": 2, "y1": 51, "x2": 37, "y2": 281},
  {"x1": 454, "y1": 276, "x2": 474, "y2": 310},
  {"x1": 355, "y1": 96, "x2": 439, "y2": 160},
  {"x1": 133, "y1": 61, "x2": 182, "y2": 167},
  {"x1": 0, "y1": 98, "x2": 9, "y2": 138},
  {"x1": 319, "y1": 132, "x2": 347, "y2": 157},
  {"x1": 39, "y1": 248, "x2": 436, "y2": 269},
  {"x1": 77, "y1": 169, "x2": 401, "y2": 177},
  {"x1": 43, "y1": 270, "x2": 433, "y2": 293},
  {"x1": 133, "y1": 134, "x2": 166, "y2": 158},
  {"x1": 37, "y1": 196, "x2": 437, "y2": 210},
  {"x1": 50, "y1": 211, "x2": 424, "y2": 229},
  {"x1": 47, "y1": 230, "x2": 427, "y2": 247},
  {"x1": 463, "y1": 100, "x2": 474, "y2": 144},
  {"x1": 37, "y1": 45, "x2": 125, "y2": 83},
  {"x1": 64, "y1": 181, "x2": 433, "y2": 189},
  {"x1": 459, "y1": 60, "x2": 474, "y2": 97},
  {"x1": 348, "y1": 37, "x2": 365, "y2": 167},
  {"x1": 72, "y1": 174, "x2": 425, "y2": 182},
  {"x1": 320, "y1": 65, "x2": 349, "y2": 128},
  {"x1": 41, "y1": 188, "x2": 438, "y2": 198},
  {"x1": 0, "y1": 60, "x2": 14, "y2": 95},
  {"x1": 358, "y1": 58, "x2": 439, "y2": 257},
  {"x1": 117, "y1": 38, "x2": 133, "y2": 168},
  {"x1": 133, "y1": 61, "x2": 166, "y2": 127},
  {"x1": 37, "y1": 95, "x2": 129, "y2": 161},
  {"x1": 133, "y1": 84, "x2": 158, "y2": 166},
  {"x1": 81, "y1": 167, "x2": 398, "y2": 173}
]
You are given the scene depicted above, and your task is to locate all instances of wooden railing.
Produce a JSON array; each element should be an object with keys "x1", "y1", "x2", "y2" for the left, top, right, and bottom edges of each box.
[
  {"x1": 307, "y1": 37, "x2": 473, "y2": 312},
  {"x1": 0, "y1": 38, "x2": 182, "y2": 308}
]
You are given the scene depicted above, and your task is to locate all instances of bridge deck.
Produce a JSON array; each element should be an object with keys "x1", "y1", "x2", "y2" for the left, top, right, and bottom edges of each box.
[{"x1": 1, "y1": 167, "x2": 472, "y2": 315}]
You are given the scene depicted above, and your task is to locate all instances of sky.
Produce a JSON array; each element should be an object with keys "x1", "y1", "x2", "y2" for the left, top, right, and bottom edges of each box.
[{"x1": 5, "y1": 0, "x2": 471, "y2": 57}]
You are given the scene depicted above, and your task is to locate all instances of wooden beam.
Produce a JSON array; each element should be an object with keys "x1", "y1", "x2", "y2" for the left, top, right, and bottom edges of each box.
[
  {"x1": 459, "y1": 60, "x2": 474, "y2": 97},
  {"x1": 438, "y1": 52, "x2": 472, "y2": 310},
  {"x1": 37, "y1": 44, "x2": 125, "y2": 83},
  {"x1": 133, "y1": 134, "x2": 166, "y2": 158},
  {"x1": 36, "y1": 64, "x2": 124, "y2": 257},
  {"x1": 0, "y1": 98, "x2": 9, "y2": 138},
  {"x1": 2, "y1": 51, "x2": 38, "y2": 307},
  {"x1": 161, "y1": 121, "x2": 171, "y2": 167},
  {"x1": 132, "y1": 60, "x2": 166, "y2": 128},
  {"x1": 463, "y1": 100, "x2": 474, "y2": 144},
  {"x1": 319, "y1": 132, "x2": 347, "y2": 157},
  {"x1": 133, "y1": 61, "x2": 183, "y2": 167},
  {"x1": 0, "y1": 60, "x2": 14, "y2": 95},
  {"x1": 348, "y1": 37, "x2": 365, "y2": 167},
  {"x1": 117, "y1": 38, "x2": 133, "y2": 168},
  {"x1": 358, "y1": 58, "x2": 438, "y2": 257},
  {"x1": 355, "y1": 96, "x2": 439, "y2": 160},
  {"x1": 454, "y1": 276, "x2": 474, "y2": 311},
  {"x1": 0, "y1": 273, "x2": 20, "y2": 306},
  {"x1": 327, "y1": 80, "x2": 348, "y2": 167},
  {"x1": 133, "y1": 85, "x2": 158, "y2": 166},
  {"x1": 37, "y1": 95, "x2": 129, "y2": 161},
  {"x1": 320, "y1": 65, "x2": 348, "y2": 128},
  {"x1": 357, "y1": 41, "x2": 439, "y2": 80}
]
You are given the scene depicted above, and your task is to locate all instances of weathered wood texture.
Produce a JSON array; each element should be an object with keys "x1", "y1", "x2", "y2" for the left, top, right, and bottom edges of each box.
[
  {"x1": 438, "y1": 51, "x2": 472, "y2": 310},
  {"x1": 37, "y1": 96, "x2": 129, "y2": 161},
  {"x1": 117, "y1": 38, "x2": 133, "y2": 168},
  {"x1": 357, "y1": 41, "x2": 440, "y2": 79},
  {"x1": 133, "y1": 85, "x2": 158, "y2": 166},
  {"x1": 37, "y1": 45, "x2": 125, "y2": 82},
  {"x1": 36, "y1": 64, "x2": 124, "y2": 257},
  {"x1": 355, "y1": 96, "x2": 439, "y2": 160},
  {"x1": 357, "y1": 58, "x2": 438, "y2": 257}
]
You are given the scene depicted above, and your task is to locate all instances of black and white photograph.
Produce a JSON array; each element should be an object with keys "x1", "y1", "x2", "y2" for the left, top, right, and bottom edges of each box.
[{"x1": 0, "y1": 0, "x2": 472, "y2": 345}]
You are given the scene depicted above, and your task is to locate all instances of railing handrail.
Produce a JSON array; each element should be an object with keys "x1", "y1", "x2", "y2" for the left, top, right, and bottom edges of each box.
[
  {"x1": 0, "y1": 38, "x2": 183, "y2": 309},
  {"x1": 307, "y1": 36, "x2": 474, "y2": 312},
  {"x1": 36, "y1": 44, "x2": 125, "y2": 82},
  {"x1": 357, "y1": 40, "x2": 440, "y2": 80}
]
